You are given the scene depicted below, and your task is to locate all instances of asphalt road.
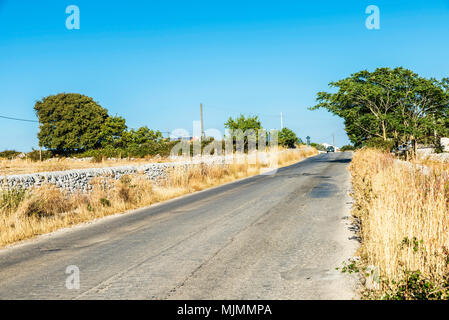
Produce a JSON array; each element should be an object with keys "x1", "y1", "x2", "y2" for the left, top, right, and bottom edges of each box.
[{"x1": 0, "y1": 152, "x2": 359, "y2": 299}]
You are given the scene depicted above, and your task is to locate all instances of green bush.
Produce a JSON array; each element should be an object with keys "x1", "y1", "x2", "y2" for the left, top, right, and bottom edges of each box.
[
  {"x1": 363, "y1": 137, "x2": 395, "y2": 151},
  {"x1": 0, "y1": 187, "x2": 26, "y2": 213},
  {"x1": 384, "y1": 271, "x2": 449, "y2": 300},
  {"x1": 0, "y1": 150, "x2": 21, "y2": 159},
  {"x1": 75, "y1": 140, "x2": 180, "y2": 160},
  {"x1": 100, "y1": 198, "x2": 111, "y2": 207},
  {"x1": 340, "y1": 145, "x2": 356, "y2": 151}
]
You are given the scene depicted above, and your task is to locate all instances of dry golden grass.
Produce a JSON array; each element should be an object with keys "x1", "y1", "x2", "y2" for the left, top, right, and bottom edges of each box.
[
  {"x1": 349, "y1": 149, "x2": 449, "y2": 299},
  {"x1": 413, "y1": 158, "x2": 449, "y2": 172},
  {"x1": 0, "y1": 156, "x2": 171, "y2": 176},
  {"x1": 0, "y1": 147, "x2": 317, "y2": 248}
]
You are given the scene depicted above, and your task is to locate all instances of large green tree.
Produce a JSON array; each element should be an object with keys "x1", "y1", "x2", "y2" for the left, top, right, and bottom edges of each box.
[
  {"x1": 35, "y1": 93, "x2": 165, "y2": 155},
  {"x1": 309, "y1": 67, "x2": 449, "y2": 150},
  {"x1": 35, "y1": 93, "x2": 109, "y2": 153}
]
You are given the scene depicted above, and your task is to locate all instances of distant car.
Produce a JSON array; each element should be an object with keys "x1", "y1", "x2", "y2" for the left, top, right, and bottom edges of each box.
[{"x1": 326, "y1": 146, "x2": 335, "y2": 153}]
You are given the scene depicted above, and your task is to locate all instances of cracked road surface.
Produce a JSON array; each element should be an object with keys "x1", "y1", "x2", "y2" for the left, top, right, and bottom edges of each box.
[{"x1": 0, "y1": 152, "x2": 358, "y2": 299}]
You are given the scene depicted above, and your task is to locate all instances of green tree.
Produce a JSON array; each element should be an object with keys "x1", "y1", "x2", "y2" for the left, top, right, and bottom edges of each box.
[
  {"x1": 224, "y1": 114, "x2": 262, "y2": 151},
  {"x1": 279, "y1": 127, "x2": 300, "y2": 148},
  {"x1": 393, "y1": 76, "x2": 449, "y2": 151},
  {"x1": 128, "y1": 126, "x2": 163, "y2": 145},
  {"x1": 100, "y1": 116, "x2": 127, "y2": 148},
  {"x1": 309, "y1": 67, "x2": 449, "y2": 150},
  {"x1": 35, "y1": 93, "x2": 109, "y2": 153},
  {"x1": 224, "y1": 114, "x2": 262, "y2": 133}
]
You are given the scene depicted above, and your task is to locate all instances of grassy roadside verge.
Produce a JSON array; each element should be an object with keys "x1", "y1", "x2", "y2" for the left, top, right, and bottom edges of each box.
[
  {"x1": 0, "y1": 147, "x2": 317, "y2": 248},
  {"x1": 0, "y1": 155, "x2": 172, "y2": 176},
  {"x1": 349, "y1": 149, "x2": 449, "y2": 300}
]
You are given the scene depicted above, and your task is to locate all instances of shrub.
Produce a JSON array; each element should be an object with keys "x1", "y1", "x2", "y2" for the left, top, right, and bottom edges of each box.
[
  {"x1": 0, "y1": 150, "x2": 21, "y2": 159},
  {"x1": 0, "y1": 187, "x2": 26, "y2": 213},
  {"x1": 75, "y1": 141, "x2": 179, "y2": 159},
  {"x1": 363, "y1": 137, "x2": 395, "y2": 151},
  {"x1": 19, "y1": 186, "x2": 71, "y2": 218},
  {"x1": 384, "y1": 271, "x2": 449, "y2": 300},
  {"x1": 340, "y1": 145, "x2": 356, "y2": 151},
  {"x1": 99, "y1": 198, "x2": 111, "y2": 207}
]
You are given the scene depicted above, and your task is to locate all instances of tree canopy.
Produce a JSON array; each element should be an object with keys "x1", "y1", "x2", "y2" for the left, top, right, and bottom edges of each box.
[
  {"x1": 100, "y1": 116, "x2": 127, "y2": 148},
  {"x1": 224, "y1": 114, "x2": 262, "y2": 133},
  {"x1": 279, "y1": 127, "x2": 300, "y2": 148},
  {"x1": 35, "y1": 93, "x2": 109, "y2": 153},
  {"x1": 310, "y1": 67, "x2": 449, "y2": 150},
  {"x1": 35, "y1": 93, "x2": 163, "y2": 154}
]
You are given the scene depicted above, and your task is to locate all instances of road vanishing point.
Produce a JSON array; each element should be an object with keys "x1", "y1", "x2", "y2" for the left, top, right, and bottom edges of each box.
[{"x1": 0, "y1": 152, "x2": 359, "y2": 299}]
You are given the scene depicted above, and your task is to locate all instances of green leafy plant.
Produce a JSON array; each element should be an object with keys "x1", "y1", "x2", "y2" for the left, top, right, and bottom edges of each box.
[
  {"x1": 384, "y1": 271, "x2": 449, "y2": 300},
  {"x1": 0, "y1": 187, "x2": 26, "y2": 213},
  {"x1": 338, "y1": 260, "x2": 360, "y2": 274},
  {"x1": 401, "y1": 237, "x2": 425, "y2": 253},
  {"x1": 99, "y1": 198, "x2": 111, "y2": 207}
]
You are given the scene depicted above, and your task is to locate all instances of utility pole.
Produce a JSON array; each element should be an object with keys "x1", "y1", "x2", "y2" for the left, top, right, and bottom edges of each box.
[
  {"x1": 200, "y1": 103, "x2": 204, "y2": 139},
  {"x1": 332, "y1": 133, "x2": 335, "y2": 147},
  {"x1": 280, "y1": 112, "x2": 283, "y2": 129}
]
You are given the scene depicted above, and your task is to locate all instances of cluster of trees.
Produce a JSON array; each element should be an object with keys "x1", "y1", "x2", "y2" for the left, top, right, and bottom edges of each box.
[
  {"x1": 30, "y1": 93, "x2": 304, "y2": 159},
  {"x1": 224, "y1": 114, "x2": 302, "y2": 149},
  {"x1": 310, "y1": 67, "x2": 449, "y2": 152},
  {"x1": 34, "y1": 93, "x2": 171, "y2": 157}
]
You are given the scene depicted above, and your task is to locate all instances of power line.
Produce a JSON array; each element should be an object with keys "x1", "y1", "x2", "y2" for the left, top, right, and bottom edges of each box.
[
  {"x1": 205, "y1": 105, "x2": 280, "y2": 118},
  {"x1": 0, "y1": 115, "x2": 38, "y2": 123}
]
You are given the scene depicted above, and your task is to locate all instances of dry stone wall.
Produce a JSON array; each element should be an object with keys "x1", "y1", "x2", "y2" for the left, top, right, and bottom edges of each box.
[{"x1": 0, "y1": 158, "x2": 226, "y2": 193}]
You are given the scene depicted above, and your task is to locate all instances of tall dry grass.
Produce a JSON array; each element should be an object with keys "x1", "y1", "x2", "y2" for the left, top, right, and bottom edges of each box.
[
  {"x1": 413, "y1": 158, "x2": 449, "y2": 172},
  {"x1": 349, "y1": 149, "x2": 449, "y2": 299},
  {"x1": 0, "y1": 147, "x2": 317, "y2": 248}
]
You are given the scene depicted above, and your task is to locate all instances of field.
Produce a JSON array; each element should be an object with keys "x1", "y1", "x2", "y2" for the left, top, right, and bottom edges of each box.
[
  {"x1": 0, "y1": 147, "x2": 317, "y2": 248},
  {"x1": 349, "y1": 149, "x2": 449, "y2": 299}
]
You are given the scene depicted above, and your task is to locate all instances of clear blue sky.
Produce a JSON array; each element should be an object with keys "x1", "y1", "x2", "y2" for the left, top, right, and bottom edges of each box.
[{"x1": 1, "y1": 0, "x2": 449, "y2": 151}]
